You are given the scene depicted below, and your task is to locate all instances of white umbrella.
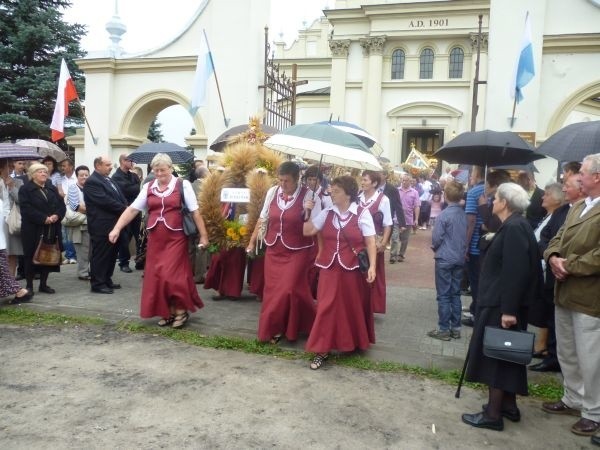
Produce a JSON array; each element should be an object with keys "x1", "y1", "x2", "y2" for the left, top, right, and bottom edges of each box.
[
  {"x1": 17, "y1": 139, "x2": 67, "y2": 162},
  {"x1": 264, "y1": 124, "x2": 382, "y2": 171}
]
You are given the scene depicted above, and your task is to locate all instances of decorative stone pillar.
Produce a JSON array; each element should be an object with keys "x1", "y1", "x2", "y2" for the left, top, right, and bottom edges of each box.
[
  {"x1": 328, "y1": 39, "x2": 351, "y2": 120},
  {"x1": 362, "y1": 36, "x2": 386, "y2": 139}
]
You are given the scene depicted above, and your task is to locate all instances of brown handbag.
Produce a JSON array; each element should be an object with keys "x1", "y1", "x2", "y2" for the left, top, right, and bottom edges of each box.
[{"x1": 33, "y1": 226, "x2": 61, "y2": 266}]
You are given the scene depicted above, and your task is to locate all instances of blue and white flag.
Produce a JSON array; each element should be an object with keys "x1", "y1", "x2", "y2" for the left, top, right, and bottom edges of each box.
[
  {"x1": 510, "y1": 12, "x2": 535, "y2": 103},
  {"x1": 190, "y1": 30, "x2": 215, "y2": 114}
]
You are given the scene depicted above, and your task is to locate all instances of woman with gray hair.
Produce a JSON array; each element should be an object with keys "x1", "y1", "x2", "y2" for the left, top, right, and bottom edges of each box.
[
  {"x1": 461, "y1": 182, "x2": 543, "y2": 431},
  {"x1": 109, "y1": 153, "x2": 208, "y2": 329}
]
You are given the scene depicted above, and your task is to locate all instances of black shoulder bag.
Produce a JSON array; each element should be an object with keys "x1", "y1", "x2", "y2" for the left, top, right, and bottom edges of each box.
[
  {"x1": 337, "y1": 215, "x2": 369, "y2": 273},
  {"x1": 177, "y1": 179, "x2": 198, "y2": 237}
]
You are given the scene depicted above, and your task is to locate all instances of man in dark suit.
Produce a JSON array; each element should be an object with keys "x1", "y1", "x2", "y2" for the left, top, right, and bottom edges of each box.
[
  {"x1": 83, "y1": 156, "x2": 127, "y2": 294},
  {"x1": 111, "y1": 153, "x2": 141, "y2": 273}
]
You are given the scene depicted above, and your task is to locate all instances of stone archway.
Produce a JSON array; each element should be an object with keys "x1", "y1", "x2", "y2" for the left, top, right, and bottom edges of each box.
[
  {"x1": 546, "y1": 80, "x2": 600, "y2": 137},
  {"x1": 113, "y1": 89, "x2": 206, "y2": 150}
]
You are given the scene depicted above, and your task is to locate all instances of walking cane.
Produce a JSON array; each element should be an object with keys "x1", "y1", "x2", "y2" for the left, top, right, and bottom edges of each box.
[{"x1": 455, "y1": 347, "x2": 470, "y2": 398}]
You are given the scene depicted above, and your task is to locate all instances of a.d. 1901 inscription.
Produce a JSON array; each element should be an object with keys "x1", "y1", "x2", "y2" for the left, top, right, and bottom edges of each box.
[{"x1": 409, "y1": 19, "x2": 449, "y2": 28}]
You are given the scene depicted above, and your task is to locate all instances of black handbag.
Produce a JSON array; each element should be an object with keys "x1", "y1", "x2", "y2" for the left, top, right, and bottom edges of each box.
[
  {"x1": 177, "y1": 179, "x2": 198, "y2": 237},
  {"x1": 483, "y1": 326, "x2": 535, "y2": 365},
  {"x1": 337, "y1": 215, "x2": 369, "y2": 273}
]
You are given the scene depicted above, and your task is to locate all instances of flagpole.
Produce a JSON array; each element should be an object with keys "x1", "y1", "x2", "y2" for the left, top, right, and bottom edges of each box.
[
  {"x1": 203, "y1": 29, "x2": 229, "y2": 127},
  {"x1": 510, "y1": 96, "x2": 517, "y2": 129},
  {"x1": 75, "y1": 98, "x2": 98, "y2": 144}
]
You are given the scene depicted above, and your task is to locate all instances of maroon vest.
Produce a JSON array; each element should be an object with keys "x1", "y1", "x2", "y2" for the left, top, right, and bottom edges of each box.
[
  {"x1": 315, "y1": 209, "x2": 366, "y2": 270},
  {"x1": 146, "y1": 182, "x2": 184, "y2": 231},
  {"x1": 264, "y1": 185, "x2": 314, "y2": 250},
  {"x1": 361, "y1": 192, "x2": 384, "y2": 235}
]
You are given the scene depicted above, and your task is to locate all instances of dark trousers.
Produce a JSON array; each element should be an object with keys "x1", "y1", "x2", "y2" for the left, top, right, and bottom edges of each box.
[
  {"x1": 118, "y1": 214, "x2": 141, "y2": 267},
  {"x1": 466, "y1": 253, "x2": 481, "y2": 316},
  {"x1": 90, "y1": 234, "x2": 119, "y2": 290}
]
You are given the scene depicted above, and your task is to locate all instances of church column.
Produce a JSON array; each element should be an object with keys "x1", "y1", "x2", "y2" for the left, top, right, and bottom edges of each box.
[
  {"x1": 328, "y1": 40, "x2": 351, "y2": 120},
  {"x1": 361, "y1": 36, "x2": 386, "y2": 138}
]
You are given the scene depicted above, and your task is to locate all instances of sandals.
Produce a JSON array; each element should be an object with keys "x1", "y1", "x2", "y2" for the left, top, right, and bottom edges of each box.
[
  {"x1": 310, "y1": 353, "x2": 329, "y2": 370},
  {"x1": 269, "y1": 334, "x2": 282, "y2": 345},
  {"x1": 157, "y1": 315, "x2": 175, "y2": 327},
  {"x1": 172, "y1": 312, "x2": 189, "y2": 329}
]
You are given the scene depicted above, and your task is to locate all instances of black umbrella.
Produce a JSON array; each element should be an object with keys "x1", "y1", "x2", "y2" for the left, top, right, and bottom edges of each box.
[
  {"x1": 434, "y1": 130, "x2": 545, "y2": 166},
  {"x1": 537, "y1": 120, "x2": 600, "y2": 162},
  {"x1": 128, "y1": 142, "x2": 194, "y2": 164},
  {"x1": 209, "y1": 124, "x2": 279, "y2": 151}
]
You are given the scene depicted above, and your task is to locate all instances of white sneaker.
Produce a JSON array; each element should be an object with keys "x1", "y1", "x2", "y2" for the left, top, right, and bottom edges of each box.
[
  {"x1": 69, "y1": 259, "x2": 77, "y2": 264},
  {"x1": 462, "y1": 312, "x2": 473, "y2": 319},
  {"x1": 62, "y1": 258, "x2": 69, "y2": 265}
]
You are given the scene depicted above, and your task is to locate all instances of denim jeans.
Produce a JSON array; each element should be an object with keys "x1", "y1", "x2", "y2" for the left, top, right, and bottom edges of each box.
[
  {"x1": 62, "y1": 227, "x2": 76, "y2": 260},
  {"x1": 435, "y1": 260, "x2": 463, "y2": 331}
]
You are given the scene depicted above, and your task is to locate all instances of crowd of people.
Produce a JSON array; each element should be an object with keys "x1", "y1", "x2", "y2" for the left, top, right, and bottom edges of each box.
[{"x1": 1, "y1": 150, "x2": 599, "y2": 445}]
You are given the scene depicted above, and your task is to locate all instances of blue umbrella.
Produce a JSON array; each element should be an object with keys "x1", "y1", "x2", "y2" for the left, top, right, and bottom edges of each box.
[{"x1": 128, "y1": 142, "x2": 194, "y2": 164}]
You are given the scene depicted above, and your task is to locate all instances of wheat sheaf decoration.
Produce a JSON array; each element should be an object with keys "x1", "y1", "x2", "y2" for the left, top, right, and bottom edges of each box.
[{"x1": 199, "y1": 138, "x2": 283, "y2": 253}]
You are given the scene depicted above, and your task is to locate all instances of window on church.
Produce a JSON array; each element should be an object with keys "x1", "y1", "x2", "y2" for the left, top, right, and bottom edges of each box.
[
  {"x1": 420, "y1": 48, "x2": 434, "y2": 79},
  {"x1": 449, "y1": 47, "x2": 464, "y2": 78},
  {"x1": 391, "y1": 49, "x2": 405, "y2": 79}
]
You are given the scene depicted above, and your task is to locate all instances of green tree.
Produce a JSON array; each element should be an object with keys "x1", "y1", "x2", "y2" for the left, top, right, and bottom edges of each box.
[
  {"x1": 147, "y1": 118, "x2": 164, "y2": 143},
  {"x1": 0, "y1": 0, "x2": 86, "y2": 141}
]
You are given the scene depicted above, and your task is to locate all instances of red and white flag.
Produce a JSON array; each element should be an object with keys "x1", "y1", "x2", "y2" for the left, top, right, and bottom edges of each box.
[{"x1": 50, "y1": 59, "x2": 79, "y2": 142}]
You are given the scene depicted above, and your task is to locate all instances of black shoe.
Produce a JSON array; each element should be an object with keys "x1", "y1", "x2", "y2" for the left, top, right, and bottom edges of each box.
[
  {"x1": 461, "y1": 317, "x2": 475, "y2": 327},
  {"x1": 12, "y1": 289, "x2": 33, "y2": 304},
  {"x1": 461, "y1": 412, "x2": 504, "y2": 431},
  {"x1": 39, "y1": 286, "x2": 55, "y2": 294},
  {"x1": 529, "y1": 360, "x2": 561, "y2": 372},
  {"x1": 482, "y1": 404, "x2": 521, "y2": 422},
  {"x1": 15, "y1": 274, "x2": 25, "y2": 281},
  {"x1": 592, "y1": 433, "x2": 600, "y2": 447},
  {"x1": 120, "y1": 266, "x2": 132, "y2": 273},
  {"x1": 107, "y1": 283, "x2": 121, "y2": 289},
  {"x1": 78, "y1": 276, "x2": 91, "y2": 281},
  {"x1": 91, "y1": 287, "x2": 114, "y2": 294},
  {"x1": 532, "y1": 349, "x2": 548, "y2": 359}
]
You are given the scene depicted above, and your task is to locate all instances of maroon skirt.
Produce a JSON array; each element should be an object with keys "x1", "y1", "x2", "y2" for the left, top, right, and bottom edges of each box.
[
  {"x1": 140, "y1": 223, "x2": 203, "y2": 318},
  {"x1": 204, "y1": 247, "x2": 246, "y2": 297},
  {"x1": 257, "y1": 240, "x2": 316, "y2": 342},
  {"x1": 305, "y1": 262, "x2": 375, "y2": 353},
  {"x1": 371, "y1": 252, "x2": 386, "y2": 313},
  {"x1": 248, "y1": 256, "x2": 265, "y2": 299}
]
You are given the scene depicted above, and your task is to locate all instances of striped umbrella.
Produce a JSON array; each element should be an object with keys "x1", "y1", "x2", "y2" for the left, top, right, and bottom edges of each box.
[{"x1": 0, "y1": 143, "x2": 43, "y2": 160}]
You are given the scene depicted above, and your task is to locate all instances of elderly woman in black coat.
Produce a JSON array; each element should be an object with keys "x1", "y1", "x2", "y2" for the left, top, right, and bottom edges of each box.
[
  {"x1": 462, "y1": 182, "x2": 542, "y2": 432},
  {"x1": 19, "y1": 163, "x2": 66, "y2": 294}
]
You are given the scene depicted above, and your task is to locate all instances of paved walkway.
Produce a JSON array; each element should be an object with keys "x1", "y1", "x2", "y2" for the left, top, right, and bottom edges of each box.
[{"x1": 2, "y1": 228, "x2": 546, "y2": 375}]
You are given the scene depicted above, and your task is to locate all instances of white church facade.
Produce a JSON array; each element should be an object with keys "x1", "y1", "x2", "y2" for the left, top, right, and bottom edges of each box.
[
  {"x1": 71, "y1": 0, "x2": 600, "y2": 183},
  {"x1": 274, "y1": 0, "x2": 600, "y2": 180}
]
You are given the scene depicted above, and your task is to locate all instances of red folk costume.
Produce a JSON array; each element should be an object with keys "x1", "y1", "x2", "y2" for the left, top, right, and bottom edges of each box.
[
  {"x1": 204, "y1": 201, "x2": 247, "y2": 298},
  {"x1": 360, "y1": 191, "x2": 387, "y2": 313},
  {"x1": 140, "y1": 181, "x2": 204, "y2": 318},
  {"x1": 257, "y1": 186, "x2": 316, "y2": 342},
  {"x1": 305, "y1": 206, "x2": 375, "y2": 353}
]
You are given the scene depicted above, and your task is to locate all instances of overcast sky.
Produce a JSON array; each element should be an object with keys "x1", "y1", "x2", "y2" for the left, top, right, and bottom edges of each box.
[{"x1": 63, "y1": 0, "x2": 334, "y2": 145}]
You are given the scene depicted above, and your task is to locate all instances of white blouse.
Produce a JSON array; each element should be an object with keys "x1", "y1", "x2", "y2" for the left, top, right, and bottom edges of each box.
[{"x1": 130, "y1": 176, "x2": 198, "y2": 212}]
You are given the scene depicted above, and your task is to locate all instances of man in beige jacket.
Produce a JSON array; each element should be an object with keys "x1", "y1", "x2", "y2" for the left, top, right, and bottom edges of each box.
[{"x1": 543, "y1": 153, "x2": 600, "y2": 440}]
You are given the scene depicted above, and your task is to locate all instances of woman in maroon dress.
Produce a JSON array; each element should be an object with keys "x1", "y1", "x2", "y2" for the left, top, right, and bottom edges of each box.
[
  {"x1": 359, "y1": 170, "x2": 392, "y2": 314},
  {"x1": 247, "y1": 161, "x2": 320, "y2": 344},
  {"x1": 109, "y1": 153, "x2": 208, "y2": 328},
  {"x1": 303, "y1": 176, "x2": 377, "y2": 370}
]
